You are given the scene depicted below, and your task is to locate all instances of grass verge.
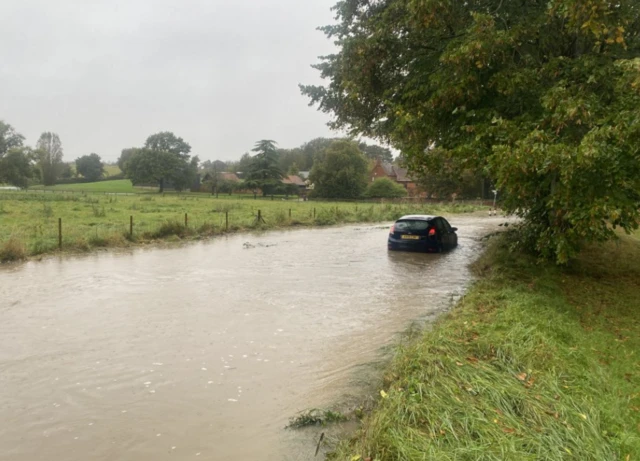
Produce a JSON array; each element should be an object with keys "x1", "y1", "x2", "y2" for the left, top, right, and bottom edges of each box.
[{"x1": 331, "y1": 233, "x2": 640, "y2": 461}]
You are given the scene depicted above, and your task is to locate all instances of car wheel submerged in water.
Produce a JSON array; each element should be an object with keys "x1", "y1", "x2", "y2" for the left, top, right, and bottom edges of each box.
[{"x1": 388, "y1": 215, "x2": 458, "y2": 253}]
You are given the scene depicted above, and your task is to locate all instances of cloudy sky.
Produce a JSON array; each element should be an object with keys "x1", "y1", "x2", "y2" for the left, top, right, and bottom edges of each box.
[{"x1": 0, "y1": 0, "x2": 342, "y2": 162}]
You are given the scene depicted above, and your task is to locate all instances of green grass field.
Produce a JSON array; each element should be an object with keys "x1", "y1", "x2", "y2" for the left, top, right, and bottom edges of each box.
[
  {"x1": 0, "y1": 190, "x2": 485, "y2": 261},
  {"x1": 103, "y1": 164, "x2": 121, "y2": 176},
  {"x1": 332, "y1": 233, "x2": 640, "y2": 460},
  {"x1": 31, "y1": 179, "x2": 139, "y2": 193}
]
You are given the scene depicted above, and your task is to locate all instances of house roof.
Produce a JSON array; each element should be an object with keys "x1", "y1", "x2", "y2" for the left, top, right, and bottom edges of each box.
[
  {"x1": 220, "y1": 172, "x2": 240, "y2": 182},
  {"x1": 282, "y1": 175, "x2": 306, "y2": 186},
  {"x1": 382, "y1": 163, "x2": 396, "y2": 176},
  {"x1": 373, "y1": 159, "x2": 415, "y2": 183},
  {"x1": 203, "y1": 172, "x2": 241, "y2": 182},
  {"x1": 393, "y1": 167, "x2": 412, "y2": 182}
]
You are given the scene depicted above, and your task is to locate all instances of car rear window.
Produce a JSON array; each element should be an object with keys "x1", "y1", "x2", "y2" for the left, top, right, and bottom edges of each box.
[{"x1": 394, "y1": 220, "x2": 431, "y2": 231}]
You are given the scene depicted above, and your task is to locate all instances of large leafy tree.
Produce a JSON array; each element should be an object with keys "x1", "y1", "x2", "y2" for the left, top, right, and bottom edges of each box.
[
  {"x1": 123, "y1": 132, "x2": 196, "y2": 192},
  {"x1": 0, "y1": 121, "x2": 25, "y2": 159},
  {"x1": 145, "y1": 132, "x2": 191, "y2": 160},
  {"x1": 117, "y1": 148, "x2": 140, "y2": 171},
  {"x1": 309, "y1": 139, "x2": 369, "y2": 198},
  {"x1": 245, "y1": 140, "x2": 285, "y2": 196},
  {"x1": 0, "y1": 148, "x2": 36, "y2": 188},
  {"x1": 125, "y1": 149, "x2": 183, "y2": 192},
  {"x1": 75, "y1": 153, "x2": 104, "y2": 181},
  {"x1": 35, "y1": 132, "x2": 64, "y2": 186},
  {"x1": 359, "y1": 142, "x2": 393, "y2": 163},
  {"x1": 302, "y1": 0, "x2": 640, "y2": 262}
]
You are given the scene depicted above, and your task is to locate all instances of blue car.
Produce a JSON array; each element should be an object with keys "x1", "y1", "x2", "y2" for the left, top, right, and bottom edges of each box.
[{"x1": 388, "y1": 215, "x2": 458, "y2": 252}]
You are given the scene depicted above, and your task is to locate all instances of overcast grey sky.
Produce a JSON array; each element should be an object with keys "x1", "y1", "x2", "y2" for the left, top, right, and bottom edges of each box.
[{"x1": 0, "y1": 0, "x2": 342, "y2": 162}]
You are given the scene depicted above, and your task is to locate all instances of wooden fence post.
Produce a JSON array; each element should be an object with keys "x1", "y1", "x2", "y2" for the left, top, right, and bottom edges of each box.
[
  {"x1": 289, "y1": 208, "x2": 291, "y2": 218},
  {"x1": 313, "y1": 208, "x2": 316, "y2": 218},
  {"x1": 130, "y1": 216, "x2": 133, "y2": 237},
  {"x1": 225, "y1": 211, "x2": 229, "y2": 231},
  {"x1": 185, "y1": 213, "x2": 188, "y2": 227},
  {"x1": 58, "y1": 218, "x2": 62, "y2": 249}
]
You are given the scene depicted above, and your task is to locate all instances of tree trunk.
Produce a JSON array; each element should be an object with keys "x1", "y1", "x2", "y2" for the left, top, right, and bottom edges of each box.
[{"x1": 159, "y1": 178, "x2": 164, "y2": 193}]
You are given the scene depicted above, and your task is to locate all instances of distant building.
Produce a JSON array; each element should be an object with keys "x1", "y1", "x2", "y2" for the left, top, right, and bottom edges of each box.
[
  {"x1": 202, "y1": 172, "x2": 241, "y2": 183},
  {"x1": 282, "y1": 175, "x2": 307, "y2": 193},
  {"x1": 370, "y1": 159, "x2": 422, "y2": 196}
]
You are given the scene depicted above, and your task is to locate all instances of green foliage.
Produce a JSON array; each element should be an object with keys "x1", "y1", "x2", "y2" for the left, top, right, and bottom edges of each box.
[
  {"x1": 123, "y1": 132, "x2": 197, "y2": 192},
  {"x1": 117, "y1": 148, "x2": 141, "y2": 172},
  {"x1": 0, "y1": 121, "x2": 25, "y2": 159},
  {"x1": 364, "y1": 178, "x2": 407, "y2": 198},
  {"x1": 0, "y1": 147, "x2": 36, "y2": 188},
  {"x1": 310, "y1": 139, "x2": 369, "y2": 199},
  {"x1": 287, "y1": 162, "x2": 300, "y2": 176},
  {"x1": 144, "y1": 132, "x2": 191, "y2": 159},
  {"x1": 75, "y1": 153, "x2": 104, "y2": 182},
  {"x1": 59, "y1": 163, "x2": 74, "y2": 179},
  {"x1": 359, "y1": 142, "x2": 393, "y2": 163},
  {"x1": 302, "y1": 0, "x2": 640, "y2": 263},
  {"x1": 125, "y1": 148, "x2": 180, "y2": 192},
  {"x1": 35, "y1": 132, "x2": 64, "y2": 186},
  {"x1": 333, "y1": 234, "x2": 640, "y2": 460},
  {"x1": 245, "y1": 140, "x2": 285, "y2": 196}
]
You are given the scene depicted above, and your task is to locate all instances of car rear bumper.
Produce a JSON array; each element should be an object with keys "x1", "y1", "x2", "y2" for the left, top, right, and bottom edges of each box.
[{"x1": 387, "y1": 237, "x2": 440, "y2": 253}]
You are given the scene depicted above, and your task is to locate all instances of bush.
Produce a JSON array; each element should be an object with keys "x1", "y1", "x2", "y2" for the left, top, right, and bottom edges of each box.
[
  {"x1": 0, "y1": 238, "x2": 27, "y2": 262},
  {"x1": 364, "y1": 178, "x2": 408, "y2": 199}
]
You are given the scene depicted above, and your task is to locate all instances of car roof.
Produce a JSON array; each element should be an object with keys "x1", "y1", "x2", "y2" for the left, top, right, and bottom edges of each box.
[{"x1": 396, "y1": 215, "x2": 439, "y2": 221}]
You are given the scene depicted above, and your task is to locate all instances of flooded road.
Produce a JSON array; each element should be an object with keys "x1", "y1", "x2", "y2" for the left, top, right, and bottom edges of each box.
[{"x1": 0, "y1": 215, "x2": 503, "y2": 460}]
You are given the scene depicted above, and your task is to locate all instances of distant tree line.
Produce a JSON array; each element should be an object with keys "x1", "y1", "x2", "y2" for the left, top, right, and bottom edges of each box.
[
  {"x1": 0, "y1": 119, "x2": 116, "y2": 188},
  {"x1": 2, "y1": 118, "x2": 478, "y2": 200}
]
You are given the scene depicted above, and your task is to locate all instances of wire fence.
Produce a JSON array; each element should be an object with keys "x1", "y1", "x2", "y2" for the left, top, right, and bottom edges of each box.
[{"x1": 0, "y1": 190, "x2": 490, "y2": 258}]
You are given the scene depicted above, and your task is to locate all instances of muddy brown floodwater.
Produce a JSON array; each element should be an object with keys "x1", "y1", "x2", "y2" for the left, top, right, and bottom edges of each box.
[{"x1": 0, "y1": 215, "x2": 505, "y2": 460}]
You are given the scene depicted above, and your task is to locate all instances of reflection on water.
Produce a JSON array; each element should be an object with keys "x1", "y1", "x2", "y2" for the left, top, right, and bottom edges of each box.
[{"x1": 0, "y1": 215, "x2": 504, "y2": 460}]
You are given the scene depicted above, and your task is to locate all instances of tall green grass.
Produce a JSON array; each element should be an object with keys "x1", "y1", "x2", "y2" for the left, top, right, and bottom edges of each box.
[{"x1": 332, "y1": 234, "x2": 640, "y2": 461}]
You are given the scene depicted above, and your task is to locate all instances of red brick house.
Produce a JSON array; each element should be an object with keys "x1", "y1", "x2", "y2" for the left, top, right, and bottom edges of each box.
[{"x1": 370, "y1": 159, "x2": 422, "y2": 196}]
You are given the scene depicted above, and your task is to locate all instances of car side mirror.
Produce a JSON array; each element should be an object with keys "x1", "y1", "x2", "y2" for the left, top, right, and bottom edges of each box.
[{"x1": 451, "y1": 227, "x2": 458, "y2": 232}]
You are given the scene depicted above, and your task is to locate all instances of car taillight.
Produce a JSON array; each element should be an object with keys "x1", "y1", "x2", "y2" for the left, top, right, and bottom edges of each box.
[
  {"x1": 428, "y1": 228, "x2": 436, "y2": 236},
  {"x1": 389, "y1": 225, "x2": 395, "y2": 234}
]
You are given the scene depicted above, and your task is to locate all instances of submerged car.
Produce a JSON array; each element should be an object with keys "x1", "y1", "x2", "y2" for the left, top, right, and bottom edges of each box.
[{"x1": 388, "y1": 215, "x2": 458, "y2": 252}]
